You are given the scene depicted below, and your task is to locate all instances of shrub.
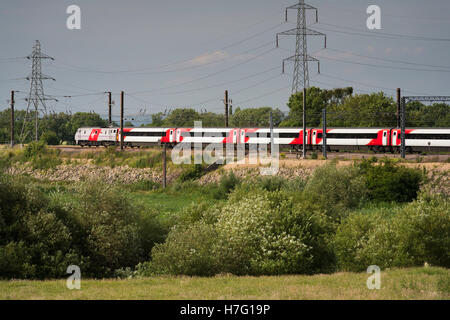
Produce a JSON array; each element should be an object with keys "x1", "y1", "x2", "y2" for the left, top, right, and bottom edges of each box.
[
  {"x1": 178, "y1": 164, "x2": 205, "y2": 182},
  {"x1": 40, "y1": 131, "x2": 59, "y2": 145},
  {"x1": 212, "y1": 172, "x2": 241, "y2": 200},
  {"x1": 358, "y1": 159, "x2": 423, "y2": 202},
  {"x1": 334, "y1": 197, "x2": 450, "y2": 271},
  {"x1": 334, "y1": 210, "x2": 387, "y2": 271},
  {"x1": 0, "y1": 175, "x2": 167, "y2": 279},
  {"x1": 214, "y1": 191, "x2": 311, "y2": 275},
  {"x1": 151, "y1": 222, "x2": 219, "y2": 276},
  {"x1": 302, "y1": 162, "x2": 368, "y2": 219},
  {"x1": 21, "y1": 141, "x2": 62, "y2": 170},
  {"x1": 0, "y1": 242, "x2": 35, "y2": 279}
]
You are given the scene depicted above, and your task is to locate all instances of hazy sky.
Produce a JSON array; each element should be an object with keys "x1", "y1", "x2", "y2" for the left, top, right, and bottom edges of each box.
[{"x1": 1, "y1": 0, "x2": 450, "y2": 121}]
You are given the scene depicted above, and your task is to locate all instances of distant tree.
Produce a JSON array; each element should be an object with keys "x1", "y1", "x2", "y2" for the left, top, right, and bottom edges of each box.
[
  {"x1": 328, "y1": 92, "x2": 396, "y2": 127},
  {"x1": 407, "y1": 102, "x2": 450, "y2": 127},
  {"x1": 66, "y1": 112, "x2": 108, "y2": 143},
  {"x1": 281, "y1": 86, "x2": 353, "y2": 127},
  {"x1": 0, "y1": 109, "x2": 37, "y2": 144},
  {"x1": 230, "y1": 107, "x2": 284, "y2": 127},
  {"x1": 124, "y1": 121, "x2": 134, "y2": 127},
  {"x1": 40, "y1": 113, "x2": 72, "y2": 143},
  {"x1": 150, "y1": 112, "x2": 165, "y2": 127},
  {"x1": 163, "y1": 108, "x2": 200, "y2": 127},
  {"x1": 200, "y1": 112, "x2": 225, "y2": 127},
  {"x1": 40, "y1": 130, "x2": 59, "y2": 145}
]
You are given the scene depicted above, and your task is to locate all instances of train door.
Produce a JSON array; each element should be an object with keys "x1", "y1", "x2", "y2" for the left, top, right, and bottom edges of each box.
[
  {"x1": 312, "y1": 130, "x2": 318, "y2": 146},
  {"x1": 176, "y1": 129, "x2": 181, "y2": 143},
  {"x1": 169, "y1": 129, "x2": 174, "y2": 143},
  {"x1": 392, "y1": 130, "x2": 398, "y2": 146},
  {"x1": 301, "y1": 130, "x2": 309, "y2": 146},
  {"x1": 382, "y1": 130, "x2": 388, "y2": 146},
  {"x1": 240, "y1": 129, "x2": 246, "y2": 144},
  {"x1": 233, "y1": 130, "x2": 237, "y2": 144}
]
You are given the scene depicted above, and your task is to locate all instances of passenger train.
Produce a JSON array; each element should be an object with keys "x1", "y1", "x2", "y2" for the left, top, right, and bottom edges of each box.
[{"x1": 75, "y1": 127, "x2": 450, "y2": 153}]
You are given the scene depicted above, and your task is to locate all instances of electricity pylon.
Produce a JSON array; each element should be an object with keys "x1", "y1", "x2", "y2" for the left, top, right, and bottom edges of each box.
[
  {"x1": 20, "y1": 40, "x2": 56, "y2": 142},
  {"x1": 276, "y1": 0, "x2": 326, "y2": 93}
]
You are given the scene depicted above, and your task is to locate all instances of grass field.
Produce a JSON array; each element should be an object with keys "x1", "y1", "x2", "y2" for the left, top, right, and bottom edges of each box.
[{"x1": 1, "y1": 267, "x2": 448, "y2": 300}]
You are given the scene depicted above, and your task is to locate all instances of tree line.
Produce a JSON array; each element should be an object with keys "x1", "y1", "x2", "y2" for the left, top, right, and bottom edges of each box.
[{"x1": 1, "y1": 87, "x2": 448, "y2": 144}]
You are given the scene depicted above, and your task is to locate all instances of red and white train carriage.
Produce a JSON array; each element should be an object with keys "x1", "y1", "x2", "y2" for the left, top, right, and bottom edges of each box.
[{"x1": 75, "y1": 127, "x2": 450, "y2": 153}]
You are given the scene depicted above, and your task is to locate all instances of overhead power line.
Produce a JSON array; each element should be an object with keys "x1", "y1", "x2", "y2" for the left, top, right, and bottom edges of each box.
[
  {"x1": 151, "y1": 65, "x2": 281, "y2": 96},
  {"x1": 52, "y1": 22, "x2": 285, "y2": 75},
  {"x1": 326, "y1": 48, "x2": 450, "y2": 70},
  {"x1": 317, "y1": 54, "x2": 450, "y2": 73},
  {"x1": 129, "y1": 47, "x2": 277, "y2": 95},
  {"x1": 316, "y1": 22, "x2": 450, "y2": 42}
]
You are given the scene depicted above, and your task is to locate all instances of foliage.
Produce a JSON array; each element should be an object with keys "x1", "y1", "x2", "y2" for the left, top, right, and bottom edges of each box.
[
  {"x1": 357, "y1": 158, "x2": 423, "y2": 202},
  {"x1": 212, "y1": 171, "x2": 241, "y2": 200},
  {"x1": 302, "y1": 162, "x2": 368, "y2": 219},
  {"x1": 230, "y1": 107, "x2": 284, "y2": 127},
  {"x1": 334, "y1": 196, "x2": 449, "y2": 271},
  {"x1": 281, "y1": 86, "x2": 353, "y2": 127},
  {"x1": 40, "y1": 130, "x2": 59, "y2": 145},
  {"x1": 150, "y1": 189, "x2": 336, "y2": 276},
  {"x1": 327, "y1": 92, "x2": 396, "y2": 127},
  {"x1": 0, "y1": 175, "x2": 167, "y2": 279},
  {"x1": 151, "y1": 222, "x2": 219, "y2": 276},
  {"x1": 20, "y1": 141, "x2": 62, "y2": 170},
  {"x1": 178, "y1": 164, "x2": 205, "y2": 182}
]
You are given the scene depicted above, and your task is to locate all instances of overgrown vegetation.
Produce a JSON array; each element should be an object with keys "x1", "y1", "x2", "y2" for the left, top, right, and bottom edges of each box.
[
  {"x1": 0, "y1": 175, "x2": 166, "y2": 279},
  {"x1": 1, "y1": 155, "x2": 448, "y2": 280}
]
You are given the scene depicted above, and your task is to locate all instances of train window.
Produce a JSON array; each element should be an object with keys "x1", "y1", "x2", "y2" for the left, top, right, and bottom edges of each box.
[
  {"x1": 406, "y1": 134, "x2": 450, "y2": 140},
  {"x1": 317, "y1": 133, "x2": 323, "y2": 139},
  {"x1": 326, "y1": 133, "x2": 378, "y2": 139},
  {"x1": 383, "y1": 132, "x2": 387, "y2": 137},
  {"x1": 203, "y1": 132, "x2": 227, "y2": 138},
  {"x1": 123, "y1": 131, "x2": 165, "y2": 137},
  {"x1": 278, "y1": 133, "x2": 299, "y2": 138}
]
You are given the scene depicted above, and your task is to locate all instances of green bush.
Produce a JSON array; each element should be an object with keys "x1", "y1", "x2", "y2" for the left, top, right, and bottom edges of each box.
[
  {"x1": 302, "y1": 162, "x2": 368, "y2": 219},
  {"x1": 151, "y1": 222, "x2": 219, "y2": 276},
  {"x1": 358, "y1": 159, "x2": 423, "y2": 202},
  {"x1": 178, "y1": 164, "x2": 205, "y2": 182},
  {"x1": 334, "y1": 197, "x2": 449, "y2": 271},
  {"x1": 21, "y1": 141, "x2": 62, "y2": 170},
  {"x1": 0, "y1": 175, "x2": 167, "y2": 279},
  {"x1": 40, "y1": 131, "x2": 59, "y2": 145},
  {"x1": 151, "y1": 189, "x2": 334, "y2": 276},
  {"x1": 212, "y1": 172, "x2": 241, "y2": 200}
]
